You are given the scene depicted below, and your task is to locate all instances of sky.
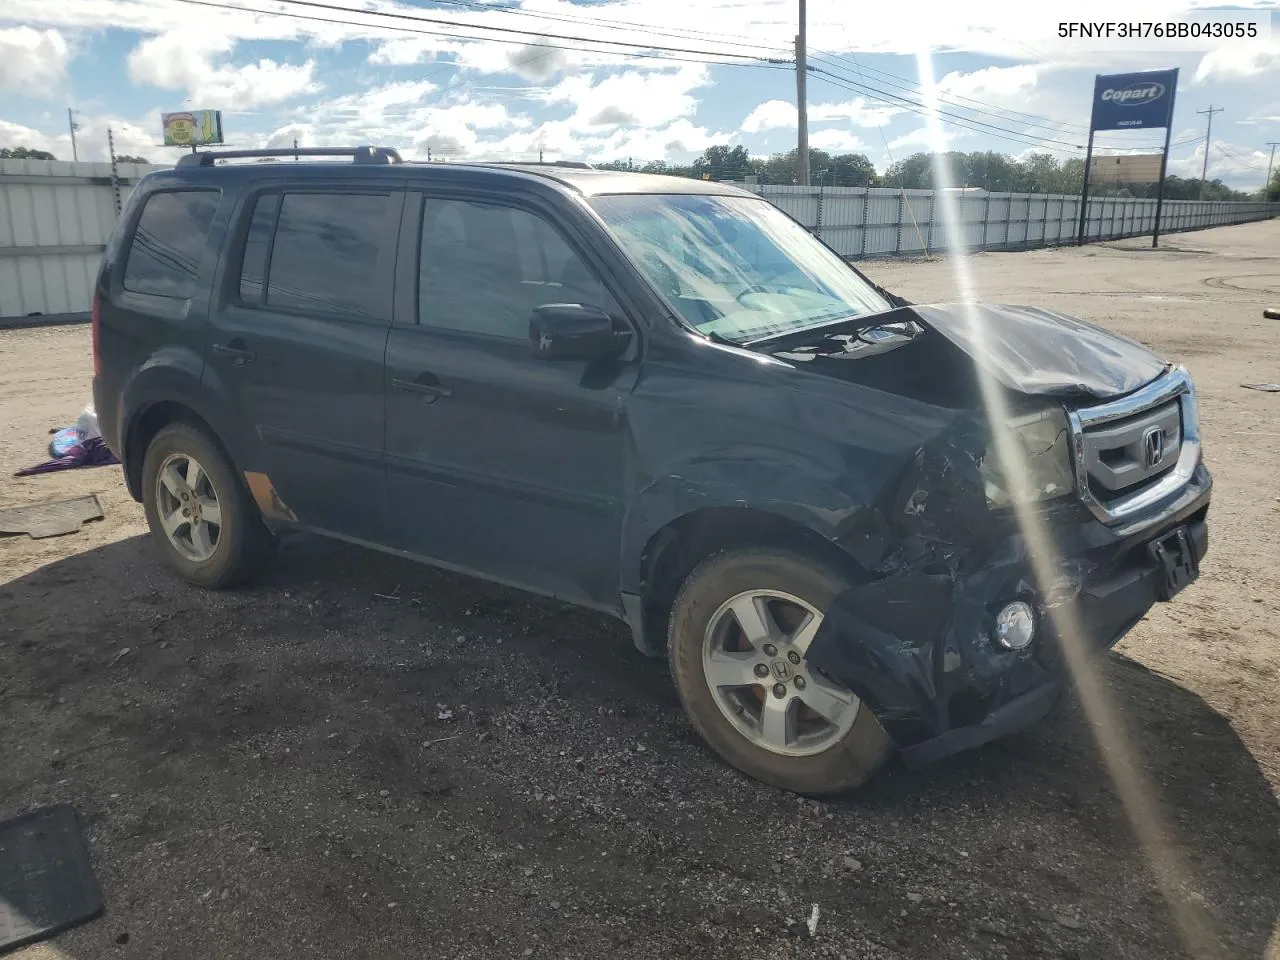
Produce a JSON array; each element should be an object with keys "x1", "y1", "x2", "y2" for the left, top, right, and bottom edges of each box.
[{"x1": 1, "y1": 0, "x2": 1278, "y2": 189}]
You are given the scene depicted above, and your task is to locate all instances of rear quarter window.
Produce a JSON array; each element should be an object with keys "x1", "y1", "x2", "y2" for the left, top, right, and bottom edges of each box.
[{"x1": 122, "y1": 189, "x2": 221, "y2": 299}]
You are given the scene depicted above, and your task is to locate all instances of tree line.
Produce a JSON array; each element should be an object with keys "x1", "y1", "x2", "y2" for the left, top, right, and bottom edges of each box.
[
  {"x1": 4, "y1": 141, "x2": 1268, "y2": 200},
  {"x1": 597, "y1": 144, "x2": 1259, "y2": 201},
  {"x1": 1, "y1": 146, "x2": 151, "y2": 163}
]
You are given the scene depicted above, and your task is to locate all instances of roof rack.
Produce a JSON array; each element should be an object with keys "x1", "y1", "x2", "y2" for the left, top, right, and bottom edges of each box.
[
  {"x1": 177, "y1": 146, "x2": 403, "y2": 168},
  {"x1": 485, "y1": 160, "x2": 595, "y2": 170}
]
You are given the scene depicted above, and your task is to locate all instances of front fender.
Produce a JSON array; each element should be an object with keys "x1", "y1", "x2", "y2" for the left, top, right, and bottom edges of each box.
[{"x1": 618, "y1": 463, "x2": 869, "y2": 595}]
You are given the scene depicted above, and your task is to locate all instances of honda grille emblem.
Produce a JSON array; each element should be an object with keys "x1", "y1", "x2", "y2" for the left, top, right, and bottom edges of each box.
[{"x1": 1142, "y1": 426, "x2": 1165, "y2": 469}]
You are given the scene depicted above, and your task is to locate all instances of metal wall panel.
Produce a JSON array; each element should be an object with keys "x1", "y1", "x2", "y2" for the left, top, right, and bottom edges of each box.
[
  {"x1": 1, "y1": 159, "x2": 156, "y2": 318},
  {"x1": 3, "y1": 164, "x2": 1278, "y2": 318}
]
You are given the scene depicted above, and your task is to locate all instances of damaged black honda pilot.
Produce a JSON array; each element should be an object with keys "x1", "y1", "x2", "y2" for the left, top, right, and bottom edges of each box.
[{"x1": 93, "y1": 147, "x2": 1210, "y2": 794}]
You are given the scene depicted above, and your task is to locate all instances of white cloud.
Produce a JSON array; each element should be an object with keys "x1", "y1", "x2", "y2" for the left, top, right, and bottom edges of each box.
[
  {"x1": 1194, "y1": 46, "x2": 1280, "y2": 83},
  {"x1": 0, "y1": 26, "x2": 70, "y2": 94},
  {"x1": 264, "y1": 123, "x2": 318, "y2": 148},
  {"x1": 0, "y1": 113, "x2": 160, "y2": 163},
  {"x1": 809, "y1": 128, "x2": 869, "y2": 153},
  {"x1": 743, "y1": 96, "x2": 898, "y2": 134},
  {"x1": 937, "y1": 64, "x2": 1039, "y2": 103},
  {"x1": 741, "y1": 99, "x2": 794, "y2": 133},
  {"x1": 1169, "y1": 139, "x2": 1274, "y2": 187},
  {"x1": 810, "y1": 96, "x2": 900, "y2": 128},
  {"x1": 540, "y1": 65, "x2": 710, "y2": 130},
  {"x1": 127, "y1": 31, "x2": 319, "y2": 108}
]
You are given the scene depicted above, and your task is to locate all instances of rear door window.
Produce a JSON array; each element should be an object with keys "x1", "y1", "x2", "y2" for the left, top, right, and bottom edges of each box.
[
  {"x1": 263, "y1": 192, "x2": 390, "y2": 318},
  {"x1": 123, "y1": 190, "x2": 220, "y2": 298}
]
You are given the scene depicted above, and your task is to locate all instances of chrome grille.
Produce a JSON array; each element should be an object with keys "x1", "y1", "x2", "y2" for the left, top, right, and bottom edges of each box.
[
  {"x1": 1066, "y1": 367, "x2": 1201, "y2": 525},
  {"x1": 1082, "y1": 400, "x2": 1181, "y2": 494}
]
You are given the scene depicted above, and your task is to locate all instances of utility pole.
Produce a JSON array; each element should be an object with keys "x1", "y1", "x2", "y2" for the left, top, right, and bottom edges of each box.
[
  {"x1": 67, "y1": 108, "x2": 79, "y2": 162},
  {"x1": 794, "y1": 0, "x2": 809, "y2": 186},
  {"x1": 1196, "y1": 105, "x2": 1223, "y2": 200},
  {"x1": 1266, "y1": 142, "x2": 1279, "y2": 195},
  {"x1": 107, "y1": 127, "x2": 121, "y2": 217}
]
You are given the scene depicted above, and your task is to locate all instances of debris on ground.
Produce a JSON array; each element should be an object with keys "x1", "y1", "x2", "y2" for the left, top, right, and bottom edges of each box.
[
  {"x1": 0, "y1": 494, "x2": 104, "y2": 539},
  {"x1": 14, "y1": 406, "x2": 119, "y2": 477},
  {"x1": 1241, "y1": 383, "x2": 1280, "y2": 392}
]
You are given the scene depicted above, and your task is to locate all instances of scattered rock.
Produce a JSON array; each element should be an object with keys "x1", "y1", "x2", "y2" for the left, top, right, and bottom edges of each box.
[
  {"x1": 1056, "y1": 915, "x2": 1083, "y2": 930},
  {"x1": 842, "y1": 857, "x2": 863, "y2": 872},
  {"x1": 906, "y1": 893, "x2": 923, "y2": 903},
  {"x1": 115, "y1": 932, "x2": 130, "y2": 945}
]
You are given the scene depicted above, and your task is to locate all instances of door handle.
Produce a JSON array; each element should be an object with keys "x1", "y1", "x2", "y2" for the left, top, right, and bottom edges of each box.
[
  {"x1": 212, "y1": 342, "x2": 257, "y2": 365},
  {"x1": 392, "y1": 377, "x2": 453, "y2": 401}
]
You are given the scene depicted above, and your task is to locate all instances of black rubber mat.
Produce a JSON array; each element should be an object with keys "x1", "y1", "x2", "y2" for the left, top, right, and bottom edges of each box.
[
  {"x1": 0, "y1": 495, "x2": 103, "y2": 539},
  {"x1": 0, "y1": 805, "x2": 103, "y2": 954}
]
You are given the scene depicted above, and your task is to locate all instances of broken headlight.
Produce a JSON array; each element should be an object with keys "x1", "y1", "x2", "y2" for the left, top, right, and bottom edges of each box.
[{"x1": 982, "y1": 405, "x2": 1075, "y2": 507}]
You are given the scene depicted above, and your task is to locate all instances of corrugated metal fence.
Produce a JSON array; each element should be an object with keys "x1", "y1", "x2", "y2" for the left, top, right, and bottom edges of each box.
[
  {"x1": 0, "y1": 158, "x2": 156, "y2": 321},
  {"x1": 2, "y1": 161, "x2": 1278, "y2": 320},
  {"x1": 746, "y1": 184, "x2": 1279, "y2": 259}
]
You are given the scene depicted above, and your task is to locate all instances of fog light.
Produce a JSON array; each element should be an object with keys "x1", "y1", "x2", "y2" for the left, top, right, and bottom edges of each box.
[{"x1": 995, "y1": 601, "x2": 1036, "y2": 651}]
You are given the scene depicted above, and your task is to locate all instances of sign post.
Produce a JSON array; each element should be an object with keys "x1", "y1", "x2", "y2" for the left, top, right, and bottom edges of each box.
[{"x1": 1078, "y1": 69, "x2": 1178, "y2": 247}]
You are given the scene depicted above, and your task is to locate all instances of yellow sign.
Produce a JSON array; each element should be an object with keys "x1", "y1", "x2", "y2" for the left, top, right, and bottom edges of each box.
[{"x1": 162, "y1": 110, "x2": 224, "y2": 147}]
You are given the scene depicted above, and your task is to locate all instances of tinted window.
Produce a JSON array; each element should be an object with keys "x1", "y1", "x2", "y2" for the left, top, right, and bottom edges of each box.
[
  {"x1": 238, "y1": 193, "x2": 281, "y2": 304},
  {"x1": 123, "y1": 190, "x2": 220, "y2": 298},
  {"x1": 266, "y1": 193, "x2": 389, "y2": 318},
  {"x1": 418, "y1": 198, "x2": 617, "y2": 337}
]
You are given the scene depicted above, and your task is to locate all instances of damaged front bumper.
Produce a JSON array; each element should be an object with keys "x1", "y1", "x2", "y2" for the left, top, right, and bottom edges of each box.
[{"x1": 805, "y1": 463, "x2": 1212, "y2": 769}]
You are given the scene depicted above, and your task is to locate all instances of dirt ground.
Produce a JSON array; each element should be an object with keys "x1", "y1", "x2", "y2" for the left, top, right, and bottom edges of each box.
[{"x1": 2, "y1": 221, "x2": 1279, "y2": 960}]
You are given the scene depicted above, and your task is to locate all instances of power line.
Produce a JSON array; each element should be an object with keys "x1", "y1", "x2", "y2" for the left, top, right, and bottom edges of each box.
[
  {"x1": 809, "y1": 53, "x2": 1093, "y2": 136},
  {"x1": 170, "y1": 0, "x2": 791, "y2": 68},
  {"x1": 399, "y1": 0, "x2": 797, "y2": 58},
  {"x1": 808, "y1": 65, "x2": 1085, "y2": 155},
  {"x1": 1196, "y1": 104, "x2": 1224, "y2": 199},
  {"x1": 283, "y1": 0, "x2": 1159, "y2": 152},
  {"x1": 238, "y1": 0, "x2": 785, "y2": 62}
]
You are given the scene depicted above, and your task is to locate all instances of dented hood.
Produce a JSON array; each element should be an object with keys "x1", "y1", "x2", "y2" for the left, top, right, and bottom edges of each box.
[{"x1": 910, "y1": 301, "x2": 1166, "y2": 400}]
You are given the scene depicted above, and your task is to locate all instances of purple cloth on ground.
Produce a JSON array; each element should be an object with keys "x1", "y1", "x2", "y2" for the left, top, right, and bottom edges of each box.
[{"x1": 15, "y1": 435, "x2": 120, "y2": 476}]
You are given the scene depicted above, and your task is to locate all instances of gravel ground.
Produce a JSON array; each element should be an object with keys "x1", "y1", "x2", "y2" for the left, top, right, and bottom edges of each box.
[{"x1": 2, "y1": 221, "x2": 1279, "y2": 960}]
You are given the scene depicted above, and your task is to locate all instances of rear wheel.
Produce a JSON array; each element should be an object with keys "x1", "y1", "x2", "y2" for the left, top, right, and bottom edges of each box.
[
  {"x1": 668, "y1": 548, "x2": 891, "y2": 794},
  {"x1": 141, "y1": 422, "x2": 275, "y2": 588}
]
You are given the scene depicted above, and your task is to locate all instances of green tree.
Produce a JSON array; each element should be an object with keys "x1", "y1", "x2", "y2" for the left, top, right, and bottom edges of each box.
[
  {"x1": 114, "y1": 154, "x2": 151, "y2": 164},
  {"x1": 817, "y1": 152, "x2": 875, "y2": 186},
  {"x1": 0, "y1": 146, "x2": 57, "y2": 160},
  {"x1": 883, "y1": 152, "x2": 933, "y2": 189},
  {"x1": 694, "y1": 144, "x2": 752, "y2": 180},
  {"x1": 1265, "y1": 169, "x2": 1280, "y2": 202}
]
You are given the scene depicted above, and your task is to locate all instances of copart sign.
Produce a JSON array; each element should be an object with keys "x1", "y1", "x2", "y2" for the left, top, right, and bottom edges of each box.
[{"x1": 1089, "y1": 69, "x2": 1178, "y2": 131}]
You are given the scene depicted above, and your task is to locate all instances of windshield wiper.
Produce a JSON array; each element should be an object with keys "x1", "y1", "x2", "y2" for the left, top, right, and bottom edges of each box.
[
  {"x1": 702, "y1": 330, "x2": 750, "y2": 349},
  {"x1": 742, "y1": 306, "x2": 912, "y2": 352}
]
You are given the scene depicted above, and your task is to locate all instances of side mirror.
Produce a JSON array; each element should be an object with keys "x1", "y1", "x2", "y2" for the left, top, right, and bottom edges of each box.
[{"x1": 530, "y1": 303, "x2": 630, "y2": 361}]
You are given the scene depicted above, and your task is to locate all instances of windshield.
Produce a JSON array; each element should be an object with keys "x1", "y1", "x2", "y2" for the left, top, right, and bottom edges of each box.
[{"x1": 590, "y1": 193, "x2": 891, "y2": 343}]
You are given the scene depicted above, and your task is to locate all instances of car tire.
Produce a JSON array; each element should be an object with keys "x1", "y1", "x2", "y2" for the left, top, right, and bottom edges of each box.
[
  {"x1": 141, "y1": 422, "x2": 276, "y2": 589},
  {"x1": 668, "y1": 548, "x2": 892, "y2": 795}
]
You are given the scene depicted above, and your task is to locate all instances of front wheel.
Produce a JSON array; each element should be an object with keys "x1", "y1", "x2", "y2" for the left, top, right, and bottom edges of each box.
[{"x1": 668, "y1": 548, "x2": 891, "y2": 794}]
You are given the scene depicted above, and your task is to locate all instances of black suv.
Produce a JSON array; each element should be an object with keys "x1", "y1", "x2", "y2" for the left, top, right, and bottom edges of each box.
[{"x1": 93, "y1": 146, "x2": 1211, "y2": 794}]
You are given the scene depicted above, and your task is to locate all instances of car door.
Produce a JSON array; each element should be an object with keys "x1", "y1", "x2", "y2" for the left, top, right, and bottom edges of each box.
[
  {"x1": 384, "y1": 190, "x2": 640, "y2": 609},
  {"x1": 205, "y1": 183, "x2": 403, "y2": 543}
]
